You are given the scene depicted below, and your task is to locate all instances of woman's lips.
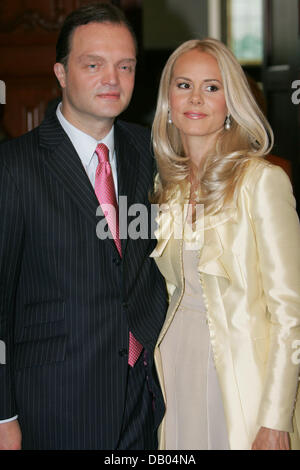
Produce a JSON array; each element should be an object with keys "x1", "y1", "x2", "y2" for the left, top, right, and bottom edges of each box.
[{"x1": 184, "y1": 112, "x2": 207, "y2": 119}]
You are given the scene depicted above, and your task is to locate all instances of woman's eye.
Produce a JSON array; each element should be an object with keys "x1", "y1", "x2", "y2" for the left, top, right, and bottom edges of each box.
[
  {"x1": 177, "y1": 82, "x2": 190, "y2": 89},
  {"x1": 206, "y1": 85, "x2": 219, "y2": 92}
]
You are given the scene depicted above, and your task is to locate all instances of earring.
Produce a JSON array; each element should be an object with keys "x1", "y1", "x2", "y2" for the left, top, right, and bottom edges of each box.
[
  {"x1": 224, "y1": 114, "x2": 231, "y2": 130},
  {"x1": 168, "y1": 109, "x2": 172, "y2": 124}
]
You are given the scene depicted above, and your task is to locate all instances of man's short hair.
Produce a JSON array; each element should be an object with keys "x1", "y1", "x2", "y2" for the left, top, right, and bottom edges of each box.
[{"x1": 56, "y1": 2, "x2": 137, "y2": 68}]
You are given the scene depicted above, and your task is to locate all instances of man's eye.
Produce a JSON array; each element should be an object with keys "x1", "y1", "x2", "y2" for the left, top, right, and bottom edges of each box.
[
  {"x1": 88, "y1": 64, "x2": 97, "y2": 70},
  {"x1": 119, "y1": 64, "x2": 135, "y2": 73}
]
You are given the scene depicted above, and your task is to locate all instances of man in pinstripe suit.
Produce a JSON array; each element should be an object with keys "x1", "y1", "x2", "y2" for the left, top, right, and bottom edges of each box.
[{"x1": 0, "y1": 3, "x2": 167, "y2": 450}]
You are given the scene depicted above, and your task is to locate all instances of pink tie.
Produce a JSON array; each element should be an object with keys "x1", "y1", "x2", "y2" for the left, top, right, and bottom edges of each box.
[
  {"x1": 95, "y1": 143, "x2": 121, "y2": 256},
  {"x1": 94, "y1": 143, "x2": 143, "y2": 367}
]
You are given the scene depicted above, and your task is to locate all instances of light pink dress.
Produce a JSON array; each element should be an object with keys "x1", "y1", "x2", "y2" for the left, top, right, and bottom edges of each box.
[{"x1": 160, "y1": 238, "x2": 230, "y2": 450}]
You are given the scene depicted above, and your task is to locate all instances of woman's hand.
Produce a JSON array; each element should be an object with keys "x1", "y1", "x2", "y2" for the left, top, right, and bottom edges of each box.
[{"x1": 252, "y1": 426, "x2": 290, "y2": 450}]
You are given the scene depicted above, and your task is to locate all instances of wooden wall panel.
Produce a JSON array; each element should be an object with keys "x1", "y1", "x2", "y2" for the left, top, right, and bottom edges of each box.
[{"x1": 0, "y1": 0, "x2": 140, "y2": 139}]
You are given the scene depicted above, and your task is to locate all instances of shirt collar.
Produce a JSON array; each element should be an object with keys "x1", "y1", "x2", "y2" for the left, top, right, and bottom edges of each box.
[{"x1": 56, "y1": 102, "x2": 115, "y2": 168}]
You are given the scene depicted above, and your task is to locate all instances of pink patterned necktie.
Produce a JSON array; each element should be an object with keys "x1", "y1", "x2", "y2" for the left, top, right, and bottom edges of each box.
[
  {"x1": 95, "y1": 143, "x2": 121, "y2": 256},
  {"x1": 94, "y1": 143, "x2": 143, "y2": 367}
]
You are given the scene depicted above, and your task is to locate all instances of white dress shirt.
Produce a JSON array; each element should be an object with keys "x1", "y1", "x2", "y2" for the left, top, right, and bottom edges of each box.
[
  {"x1": 0, "y1": 104, "x2": 119, "y2": 424},
  {"x1": 56, "y1": 102, "x2": 118, "y2": 197}
]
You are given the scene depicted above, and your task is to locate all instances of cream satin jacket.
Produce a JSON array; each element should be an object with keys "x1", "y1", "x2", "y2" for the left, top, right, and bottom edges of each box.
[{"x1": 151, "y1": 160, "x2": 300, "y2": 450}]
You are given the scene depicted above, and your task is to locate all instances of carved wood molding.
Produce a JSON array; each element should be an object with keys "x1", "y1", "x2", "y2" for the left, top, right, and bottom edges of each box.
[
  {"x1": 0, "y1": 0, "x2": 143, "y2": 33},
  {"x1": 0, "y1": 0, "x2": 66, "y2": 33}
]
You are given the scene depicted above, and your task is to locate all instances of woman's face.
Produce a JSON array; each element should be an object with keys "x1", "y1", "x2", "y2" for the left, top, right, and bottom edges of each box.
[{"x1": 169, "y1": 49, "x2": 228, "y2": 144}]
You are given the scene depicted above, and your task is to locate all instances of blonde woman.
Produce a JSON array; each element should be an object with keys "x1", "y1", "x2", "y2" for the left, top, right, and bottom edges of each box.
[{"x1": 150, "y1": 38, "x2": 300, "y2": 450}]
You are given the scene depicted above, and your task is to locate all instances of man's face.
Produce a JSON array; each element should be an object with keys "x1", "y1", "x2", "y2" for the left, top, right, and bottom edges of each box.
[{"x1": 54, "y1": 22, "x2": 136, "y2": 130}]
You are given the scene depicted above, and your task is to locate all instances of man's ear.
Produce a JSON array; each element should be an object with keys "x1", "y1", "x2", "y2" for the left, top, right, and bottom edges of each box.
[{"x1": 54, "y1": 63, "x2": 67, "y2": 88}]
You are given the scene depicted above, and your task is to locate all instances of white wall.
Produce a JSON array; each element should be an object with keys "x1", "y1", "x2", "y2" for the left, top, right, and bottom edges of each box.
[{"x1": 208, "y1": 0, "x2": 222, "y2": 40}]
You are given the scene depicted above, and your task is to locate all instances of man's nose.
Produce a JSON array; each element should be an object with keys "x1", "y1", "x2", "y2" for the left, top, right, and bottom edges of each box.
[{"x1": 101, "y1": 65, "x2": 119, "y2": 86}]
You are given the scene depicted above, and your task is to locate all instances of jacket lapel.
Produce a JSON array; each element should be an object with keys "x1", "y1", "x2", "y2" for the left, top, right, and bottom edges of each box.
[
  {"x1": 114, "y1": 121, "x2": 139, "y2": 256},
  {"x1": 39, "y1": 114, "x2": 140, "y2": 257},
  {"x1": 39, "y1": 113, "x2": 113, "y2": 243}
]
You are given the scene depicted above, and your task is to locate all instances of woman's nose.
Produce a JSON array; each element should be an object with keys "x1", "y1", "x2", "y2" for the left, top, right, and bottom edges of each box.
[{"x1": 190, "y1": 91, "x2": 203, "y2": 105}]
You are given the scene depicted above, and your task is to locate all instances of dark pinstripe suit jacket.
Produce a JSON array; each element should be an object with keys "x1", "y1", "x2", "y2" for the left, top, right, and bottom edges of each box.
[{"x1": 0, "y1": 112, "x2": 167, "y2": 448}]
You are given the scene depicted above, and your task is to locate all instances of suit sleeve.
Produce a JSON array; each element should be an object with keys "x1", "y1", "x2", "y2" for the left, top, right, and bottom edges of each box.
[
  {"x1": 251, "y1": 164, "x2": 300, "y2": 432},
  {"x1": 0, "y1": 160, "x2": 24, "y2": 420}
]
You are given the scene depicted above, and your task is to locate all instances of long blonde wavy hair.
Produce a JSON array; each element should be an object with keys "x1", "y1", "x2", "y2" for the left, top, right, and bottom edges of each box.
[{"x1": 151, "y1": 38, "x2": 274, "y2": 214}]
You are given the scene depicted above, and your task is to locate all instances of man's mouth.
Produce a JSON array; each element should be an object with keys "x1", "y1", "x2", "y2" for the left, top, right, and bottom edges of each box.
[{"x1": 96, "y1": 92, "x2": 120, "y2": 100}]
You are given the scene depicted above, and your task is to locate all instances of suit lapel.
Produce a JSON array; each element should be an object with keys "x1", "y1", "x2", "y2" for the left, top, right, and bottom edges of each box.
[
  {"x1": 39, "y1": 114, "x2": 140, "y2": 257},
  {"x1": 39, "y1": 113, "x2": 122, "y2": 260},
  {"x1": 114, "y1": 121, "x2": 139, "y2": 256}
]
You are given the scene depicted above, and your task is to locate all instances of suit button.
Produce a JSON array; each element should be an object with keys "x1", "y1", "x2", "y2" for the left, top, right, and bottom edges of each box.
[
  {"x1": 122, "y1": 302, "x2": 128, "y2": 309},
  {"x1": 119, "y1": 348, "x2": 128, "y2": 357},
  {"x1": 113, "y1": 258, "x2": 121, "y2": 266}
]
